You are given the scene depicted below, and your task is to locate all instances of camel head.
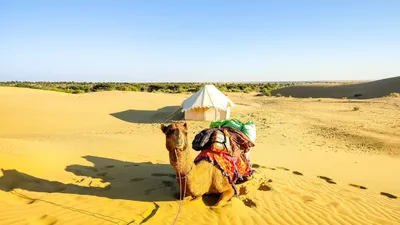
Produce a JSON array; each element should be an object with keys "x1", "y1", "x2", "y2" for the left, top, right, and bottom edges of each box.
[{"x1": 161, "y1": 122, "x2": 188, "y2": 152}]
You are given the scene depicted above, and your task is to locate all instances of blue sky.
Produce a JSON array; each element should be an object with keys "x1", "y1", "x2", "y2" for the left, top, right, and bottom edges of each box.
[{"x1": 0, "y1": 0, "x2": 399, "y2": 82}]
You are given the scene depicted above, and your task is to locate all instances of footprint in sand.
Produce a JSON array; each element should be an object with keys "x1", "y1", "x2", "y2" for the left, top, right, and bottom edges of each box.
[
  {"x1": 57, "y1": 186, "x2": 66, "y2": 192},
  {"x1": 239, "y1": 186, "x2": 248, "y2": 195},
  {"x1": 317, "y1": 176, "x2": 337, "y2": 184},
  {"x1": 124, "y1": 164, "x2": 139, "y2": 167},
  {"x1": 381, "y1": 192, "x2": 397, "y2": 199},
  {"x1": 144, "y1": 188, "x2": 156, "y2": 195},
  {"x1": 31, "y1": 214, "x2": 58, "y2": 225},
  {"x1": 96, "y1": 172, "x2": 108, "y2": 177},
  {"x1": 75, "y1": 177, "x2": 85, "y2": 183},
  {"x1": 161, "y1": 180, "x2": 175, "y2": 187},
  {"x1": 301, "y1": 196, "x2": 316, "y2": 202},
  {"x1": 242, "y1": 198, "x2": 257, "y2": 208},
  {"x1": 151, "y1": 173, "x2": 176, "y2": 179},
  {"x1": 276, "y1": 166, "x2": 290, "y2": 171},
  {"x1": 85, "y1": 167, "x2": 99, "y2": 172},
  {"x1": 258, "y1": 183, "x2": 272, "y2": 191},
  {"x1": 263, "y1": 166, "x2": 276, "y2": 170},
  {"x1": 130, "y1": 178, "x2": 146, "y2": 182},
  {"x1": 293, "y1": 171, "x2": 303, "y2": 176},
  {"x1": 13, "y1": 195, "x2": 36, "y2": 205},
  {"x1": 104, "y1": 165, "x2": 115, "y2": 169},
  {"x1": 252, "y1": 164, "x2": 261, "y2": 168},
  {"x1": 349, "y1": 184, "x2": 367, "y2": 190}
]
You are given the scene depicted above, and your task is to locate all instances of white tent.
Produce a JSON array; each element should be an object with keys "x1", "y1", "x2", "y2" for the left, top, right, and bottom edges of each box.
[{"x1": 181, "y1": 84, "x2": 234, "y2": 121}]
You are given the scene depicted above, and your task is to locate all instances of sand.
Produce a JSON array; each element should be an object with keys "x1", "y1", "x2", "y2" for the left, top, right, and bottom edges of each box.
[
  {"x1": 0, "y1": 86, "x2": 399, "y2": 225},
  {"x1": 271, "y1": 76, "x2": 400, "y2": 99}
]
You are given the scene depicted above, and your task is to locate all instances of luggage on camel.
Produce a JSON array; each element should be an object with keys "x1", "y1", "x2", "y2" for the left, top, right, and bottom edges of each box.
[
  {"x1": 209, "y1": 119, "x2": 256, "y2": 142},
  {"x1": 191, "y1": 127, "x2": 254, "y2": 157},
  {"x1": 191, "y1": 128, "x2": 220, "y2": 151},
  {"x1": 192, "y1": 127, "x2": 255, "y2": 194},
  {"x1": 210, "y1": 119, "x2": 256, "y2": 161}
]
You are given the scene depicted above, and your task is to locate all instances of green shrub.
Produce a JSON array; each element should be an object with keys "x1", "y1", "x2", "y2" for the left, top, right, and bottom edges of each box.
[
  {"x1": 72, "y1": 89, "x2": 85, "y2": 94},
  {"x1": 230, "y1": 88, "x2": 241, "y2": 92},
  {"x1": 243, "y1": 87, "x2": 253, "y2": 93},
  {"x1": 263, "y1": 89, "x2": 271, "y2": 96},
  {"x1": 116, "y1": 85, "x2": 130, "y2": 91},
  {"x1": 276, "y1": 93, "x2": 282, "y2": 97},
  {"x1": 15, "y1": 83, "x2": 36, "y2": 89},
  {"x1": 92, "y1": 83, "x2": 115, "y2": 92},
  {"x1": 128, "y1": 85, "x2": 140, "y2": 92},
  {"x1": 47, "y1": 87, "x2": 65, "y2": 93},
  {"x1": 1, "y1": 81, "x2": 296, "y2": 95},
  {"x1": 216, "y1": 85, "x2": 228, "y2": 92},
  {"x1": 386, "y1": 92, "x2": 400, "y2": 98},
  {"x1": 177, "y1": 85, "x2": 185, "y2": 93}
]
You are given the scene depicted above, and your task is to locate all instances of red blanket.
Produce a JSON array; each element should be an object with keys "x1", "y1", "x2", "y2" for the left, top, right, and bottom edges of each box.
[{"x1": 194, "y1": 149, "x2": 253, "y2": 196}]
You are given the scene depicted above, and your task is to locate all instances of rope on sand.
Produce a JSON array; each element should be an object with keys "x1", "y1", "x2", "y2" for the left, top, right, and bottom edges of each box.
[
  {"x1": 161, "y1": 107, "x2": 183, "y2": 123},
  {"x1": 126, "y1": 203, "x2": 159, "y2": 225}
]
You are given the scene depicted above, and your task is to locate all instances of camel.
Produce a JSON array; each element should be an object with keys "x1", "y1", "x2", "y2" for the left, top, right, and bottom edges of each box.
[{"x1": 161, "y1": 122, "x2": 235, "y2": 208}]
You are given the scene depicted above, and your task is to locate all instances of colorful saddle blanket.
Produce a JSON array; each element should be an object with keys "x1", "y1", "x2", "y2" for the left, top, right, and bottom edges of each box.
[{"x1": 194, "y1": 149, "x2": 253, "y2": 196}]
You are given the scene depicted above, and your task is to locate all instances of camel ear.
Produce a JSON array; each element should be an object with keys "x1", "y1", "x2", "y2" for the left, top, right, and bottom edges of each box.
[
  {"x1": 183, "y1": 122, "x2": 187, "y2": 129},
  {"x1": 161, "y1": 124, "x2": 168, "y2": 134}
]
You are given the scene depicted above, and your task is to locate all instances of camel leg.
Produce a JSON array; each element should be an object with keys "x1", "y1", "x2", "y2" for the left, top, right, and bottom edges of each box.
[{"x1": 211, "y1": 188, "x2": 235, "y2": 208}]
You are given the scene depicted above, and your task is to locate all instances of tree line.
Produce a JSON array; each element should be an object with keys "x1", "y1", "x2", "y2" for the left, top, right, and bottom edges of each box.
[{"x1": 0, "y1": 81, "x2": 297, "y2": 95}]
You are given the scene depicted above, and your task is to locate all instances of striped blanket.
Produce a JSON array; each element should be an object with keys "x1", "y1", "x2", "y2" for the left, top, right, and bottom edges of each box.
[{"x1": 193, "y1": 129, "x2": 253, "y2": 196}]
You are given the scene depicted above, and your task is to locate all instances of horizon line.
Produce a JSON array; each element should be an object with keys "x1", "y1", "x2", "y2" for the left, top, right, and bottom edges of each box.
[{"x1": 0, "y1": 79, "x2": 375, "y2": 84}]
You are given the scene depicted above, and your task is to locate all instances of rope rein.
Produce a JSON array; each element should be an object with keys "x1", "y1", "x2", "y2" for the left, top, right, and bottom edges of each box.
[
  {"x1": 161, "y1": 110, "x2": 191, "y2": 225},
  {"x1": 170, "y1": 146, "x2": 189, "y2": 225},
  {"x1": 161, "y1": 108, "x2": 182, "y2": 123}
]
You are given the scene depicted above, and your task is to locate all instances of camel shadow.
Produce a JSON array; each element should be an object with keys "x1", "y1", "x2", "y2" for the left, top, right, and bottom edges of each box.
[
  {"x1": 0, "y1": 155, "x2": 181, "y2": 202},
  {"x1": 110, "y1": 106, "x2": 184, "y2": 124}
]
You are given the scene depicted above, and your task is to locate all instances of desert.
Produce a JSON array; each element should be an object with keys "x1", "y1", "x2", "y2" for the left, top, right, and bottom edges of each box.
[{"x1": 1, "y1": 78, "x2": 399, "y2": 225}]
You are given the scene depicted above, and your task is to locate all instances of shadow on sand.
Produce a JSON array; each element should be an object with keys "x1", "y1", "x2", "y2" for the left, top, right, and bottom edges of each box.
[
  {"x1": 270, "y1": 76, "x2": 400, "y2": 99},
  {"x1": 110, "y1": 106, "x2": 184, "y2": 124},
  {"x1": 0, "y1": 155, "x2": 182, "y2": 202}
]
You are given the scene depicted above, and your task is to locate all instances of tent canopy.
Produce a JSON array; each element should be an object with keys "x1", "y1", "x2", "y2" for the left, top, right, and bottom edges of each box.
[{"x1": 181, "y1": 84, "x2": 234, "y2": 112}]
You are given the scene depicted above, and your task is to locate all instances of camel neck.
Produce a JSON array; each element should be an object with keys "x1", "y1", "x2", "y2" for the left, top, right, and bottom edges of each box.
[{"x1": 169, "y1": 148, "x2": 194, "y2": 178}]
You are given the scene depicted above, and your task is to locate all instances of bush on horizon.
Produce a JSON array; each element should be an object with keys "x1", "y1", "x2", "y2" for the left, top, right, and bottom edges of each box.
[{"x1": 0, "y1": 81, "x2": 296, "y2": 95}]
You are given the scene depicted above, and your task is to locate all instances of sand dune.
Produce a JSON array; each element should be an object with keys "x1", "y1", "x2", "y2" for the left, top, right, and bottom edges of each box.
[
  {"x1": 271, "y1": 76, "x2": 400, "y2": 99},
  {"x1": 1, "y1": 87, "x2": 399, "y2": 225}
]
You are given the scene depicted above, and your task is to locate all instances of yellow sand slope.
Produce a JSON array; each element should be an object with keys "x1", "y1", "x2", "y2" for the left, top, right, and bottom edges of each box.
[
  {"x1": 271, "y1": 76, "x2": 400, "y2": 99},
  {"x1": 0, "y1": 87, "x2": 399, "y2": 225}
]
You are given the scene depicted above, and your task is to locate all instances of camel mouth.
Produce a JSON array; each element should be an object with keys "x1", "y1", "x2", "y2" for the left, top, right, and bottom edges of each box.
[{"x1": 174, "y1": 138, "x2": 186, "y2": 149}]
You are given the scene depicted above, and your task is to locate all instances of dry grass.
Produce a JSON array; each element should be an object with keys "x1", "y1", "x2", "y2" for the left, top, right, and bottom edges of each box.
[{"x1": 386, "y1": 92, "x2": 400, "y2": 98}]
